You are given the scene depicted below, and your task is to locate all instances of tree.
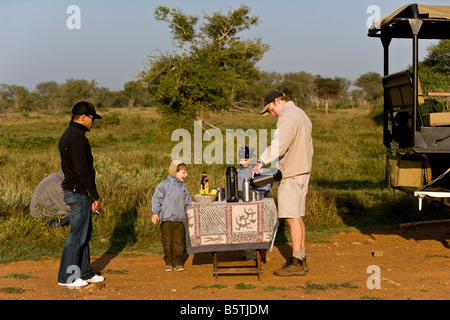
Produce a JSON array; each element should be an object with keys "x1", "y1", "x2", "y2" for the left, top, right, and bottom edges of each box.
[
  {"x1": 279, "y1": 72, "x2": 314, "y2": 107},
  {"x1": 313, "y1": 76, "x2": 342, "y2": 114},
  {"x1": 353, "y1": 72, "x2": 383, "y2": 103},
  {"x1": 92, "y1": 86, "x2": 113, "y2": 109},
  {"x1": 422, "y1": 40, "x2": 450, "y2": 75},
  {"x1": 0, "y1": 84, "x2": 33, "y2": 111},
  {"x1": 350, "y1": 88, "x2": 366, "y2": 108},
  {"x1": 418, "y1": 40, "x2": 450, "y2": 93},
  {"x1": 122, "y1": 80, "x2": 151, "y2": 108},
  {"x1": 235, "y1": 71, "x2": 283, "y2": 110},
  {"x1": 154, "y1": 6, "x2": 199, "y2": 59},
  {"x1": 58, "y1": 79, "x2": 97, "y2": 109},
  {"x1": 35, "y1": 81, "x2": 59, "y2": 98},
  {"x1": 140, "y1": 5, "x2": 269, "y2": 118},
  {"x1": 200, "y1": 6, "x2": 259, "y2": 49},
  {"x1": 34, "y1": 81, "x2": 60, "y2": 110}
]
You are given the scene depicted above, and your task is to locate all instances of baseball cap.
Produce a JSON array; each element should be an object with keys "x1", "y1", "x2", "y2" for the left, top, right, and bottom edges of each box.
[
  {"x1": 238, "y1": 146, "x2": 255, "y2": 160},
  {"x1": 71, "y1": 101, "x2": 102, "y2": 119},
  {"x1": 260, "y1": 91, "x2": 285, "y2": 116}
]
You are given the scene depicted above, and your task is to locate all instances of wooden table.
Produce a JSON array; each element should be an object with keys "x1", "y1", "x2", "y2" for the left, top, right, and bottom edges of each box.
[
  {"x1": 211, "y1": 249, "x2": 263, "y2": 280},
  {"x1": 185, "y1": 198, "x2": 278, "y2": 279}
]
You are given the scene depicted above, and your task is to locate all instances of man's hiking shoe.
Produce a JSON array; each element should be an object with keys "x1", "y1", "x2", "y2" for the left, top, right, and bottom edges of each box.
[
  {"x1": 302, "y1": 258, "x2": 309, "y2": 273},
  {"x1": 273, "y1": 257, "x2": 306, "y2": 277}
]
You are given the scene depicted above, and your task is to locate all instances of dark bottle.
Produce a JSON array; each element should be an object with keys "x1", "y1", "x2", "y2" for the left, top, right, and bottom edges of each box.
[
  {"x1": 226, "y1": 166, "x2": 238, "y2": 202},
  {"x1": 200, "y1": 171, "x2": 209, "y2": 194}
]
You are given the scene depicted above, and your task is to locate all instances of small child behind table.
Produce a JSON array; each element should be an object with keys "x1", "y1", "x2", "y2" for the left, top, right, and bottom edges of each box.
[
  {"x1": 151, "y1": 160, "x2": 192, "y2": 272},
  {"x1": 236, "y1": 146, "x2": 273, "y2": 261},
  {"x1": 237, "y1": 146, "x2": 272, "y2": 197}
]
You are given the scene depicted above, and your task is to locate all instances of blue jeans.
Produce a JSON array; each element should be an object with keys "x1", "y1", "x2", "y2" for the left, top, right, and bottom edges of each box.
[
  {"x1": 57, "y1": 190, "x2": 95, "y2": 283},
  {"x1": 47, "y1": 216, "x2": 71, "y2": 227}
]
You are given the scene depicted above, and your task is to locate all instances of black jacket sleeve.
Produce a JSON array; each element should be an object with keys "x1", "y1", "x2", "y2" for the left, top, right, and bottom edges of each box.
[{"x1": 67, "y1": 133, "x2": 100, "y2": 201}]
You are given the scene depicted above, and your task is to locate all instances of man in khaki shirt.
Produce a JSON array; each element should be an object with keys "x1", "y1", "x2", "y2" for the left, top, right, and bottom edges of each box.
[{"x1": 253, "y1": 91, "x2": 313, "y2": 276}]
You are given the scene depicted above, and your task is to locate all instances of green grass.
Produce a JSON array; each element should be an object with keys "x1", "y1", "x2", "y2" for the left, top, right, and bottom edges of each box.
[
  {"x1": 192, "y1": 284, "x2": 227, "y2": 290},
  {"x1": 360, "y1": 295, "x2": 384, "y2": 300},
  {"x1": 1, "y1": 106, "x2": 449, "y2": 264},
  {"x1": 1, "y1": 273, "x2": 34, "y2": 280},
  {"x1": 235, "y1": 283, "x2": 256, "y2": 290},
  {"x1": 0, "y1": 287, "x2": 25, "y2": 294},
  {"x1": 426, "y1": 254, "x2": 450, "y2": 259},
  {"x1": 301, "y1": 281, "x2": 358, "y2": 294},
  {"x1": 263, "y1": 286, "x2": 286, "y2": 291}
]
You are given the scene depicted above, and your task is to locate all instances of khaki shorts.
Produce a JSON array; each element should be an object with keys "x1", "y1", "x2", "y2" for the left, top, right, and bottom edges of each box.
[{"x1": 277, "y1": 173, "x2": 310, "y2": 218}]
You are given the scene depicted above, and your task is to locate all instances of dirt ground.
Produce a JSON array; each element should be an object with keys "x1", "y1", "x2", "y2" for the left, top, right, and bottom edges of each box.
[{"x1": 1, "y1": 221, "x2": 449, "y2": 301}]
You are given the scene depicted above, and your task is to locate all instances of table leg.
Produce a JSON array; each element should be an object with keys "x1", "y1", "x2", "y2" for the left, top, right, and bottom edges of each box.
[
  {"x1": 212, "y1": 252, "x2": 218, "y2": 280},
  {"x1": 256, "y1": 249, "x2": 262, "y2": 280}
]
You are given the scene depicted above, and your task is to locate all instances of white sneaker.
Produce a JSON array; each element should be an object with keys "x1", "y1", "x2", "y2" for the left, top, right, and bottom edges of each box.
[
  {"x1": 174, "y1": 265, "x2": 185, "y2": 272},
  {"x1": 87, "y1": 274, "x2": 105, "y2": 283},
  {"x1": 58, "y1": 278, "x2": 89, "y2": 289}
]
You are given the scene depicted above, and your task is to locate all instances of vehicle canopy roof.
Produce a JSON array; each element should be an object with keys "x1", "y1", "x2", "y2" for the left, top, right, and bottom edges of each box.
[{"x1": 368, "y1": 3, "x2": 450, "y2": 39}]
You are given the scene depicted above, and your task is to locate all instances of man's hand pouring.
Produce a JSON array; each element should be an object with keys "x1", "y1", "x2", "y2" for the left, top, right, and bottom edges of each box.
[{"x1": 252, "y1": 162, "x2": 264, "y2": 178}]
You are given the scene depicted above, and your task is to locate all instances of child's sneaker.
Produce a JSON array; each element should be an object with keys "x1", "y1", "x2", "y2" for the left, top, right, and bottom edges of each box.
[
  {"x1": 165, "y1": 265, "x2": 173, "y2": 272},
  {"x1": 174, "y1": 265, "x2": 185, "y2": 272}
]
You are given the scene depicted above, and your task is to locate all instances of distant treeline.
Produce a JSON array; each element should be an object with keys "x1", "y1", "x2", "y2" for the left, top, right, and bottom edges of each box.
[
  {"x1": 0, "y1": 70, "x2": 383, "y2": 114},
  {"x1": 0, "y1": 79, "x2": 152, "y2": 113},
  {"x1": 1, "y1": 40, "x2": 447, "y2": 115}
]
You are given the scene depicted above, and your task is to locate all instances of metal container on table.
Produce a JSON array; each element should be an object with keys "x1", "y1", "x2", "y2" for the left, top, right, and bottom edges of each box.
[
  {"x1": 215, "y1": 188, "x2": 225, "y2": 201},
  {"x1": 242, "y1": 178, "x2": 251, "y2": 202},
  {"x1": 251, "y1": 190, "x2": 262, "y2": 201}
]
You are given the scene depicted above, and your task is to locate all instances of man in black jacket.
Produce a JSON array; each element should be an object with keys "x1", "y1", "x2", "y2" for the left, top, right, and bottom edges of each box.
[{"x1": 57, "y1": 101, "x2": 103, "y2": 288}]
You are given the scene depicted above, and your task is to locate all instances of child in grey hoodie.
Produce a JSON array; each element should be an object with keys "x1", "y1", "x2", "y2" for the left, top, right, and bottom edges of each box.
[{"x1": 151, "y1": 160, "x2": 192, "y2": 271}]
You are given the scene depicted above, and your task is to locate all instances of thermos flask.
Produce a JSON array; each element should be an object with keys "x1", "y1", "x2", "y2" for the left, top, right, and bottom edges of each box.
[
  {"x1": 242, "y1": 178, "x2": 251, "y2": 202},
  {"x1": 250, "y1": 169, "x2": 282, "y2": 188},
  {"x1": 226, "y1": 166, "x2": 239, "y2": 202}
]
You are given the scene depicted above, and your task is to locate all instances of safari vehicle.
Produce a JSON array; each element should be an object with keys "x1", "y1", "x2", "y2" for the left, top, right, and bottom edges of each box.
[{"x1": 368, "y1": 3, "x2": 450, "y2": 209}]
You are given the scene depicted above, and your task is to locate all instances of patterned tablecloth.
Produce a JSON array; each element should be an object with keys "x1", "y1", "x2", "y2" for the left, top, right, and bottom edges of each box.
[{"x1": 185, "y1": 198, "x2": 278, "y2": 254}]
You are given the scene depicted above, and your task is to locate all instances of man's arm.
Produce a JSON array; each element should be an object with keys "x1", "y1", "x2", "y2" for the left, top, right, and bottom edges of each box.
[
  {"x1": 254, "y1": 115, "x2": 296, "y2": 176},
  {"x1": 68, "y1": 135, "x2": 100, "y2": 201}
]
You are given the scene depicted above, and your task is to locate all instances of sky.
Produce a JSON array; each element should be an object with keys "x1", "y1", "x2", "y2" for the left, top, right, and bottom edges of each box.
[{"x1": 0, "y1": 0, "x2": 448, "y2": 92}]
